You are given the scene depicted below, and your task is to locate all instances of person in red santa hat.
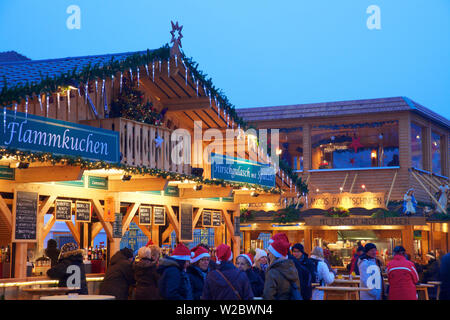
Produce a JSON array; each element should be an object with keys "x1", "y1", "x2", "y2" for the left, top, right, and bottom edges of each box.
[
  {"x1": 236, "y1": 253, "x2": 265, "y2": 298},
  {"x1": 157, "y1": 243, "x2": 193, "y2": 300},
  {"x1": 202, "y1": 244, "x2": 253, "y2": 300},
  {"x1": 187, "y1": 245, "x2": 211, "y2": 300},
  {"x1": 263, "y1": 238, "x2": 302, "y2": 300}
]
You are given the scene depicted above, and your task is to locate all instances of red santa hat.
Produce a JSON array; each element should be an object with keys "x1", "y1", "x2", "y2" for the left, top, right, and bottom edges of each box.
[
  {"x1": 268, "y1": 232, "x2": 289, "y2": 244},
  {"x1": 238, "y1": 253, "x2": 254, "y2": 266},
  {"x1": 146, "y1": 239, "x2": 154, "y2": 246},
  {"x1": 190, "y1": 245, "x2": 210, "y2": 264},
  {"x1": 268, "y1": 239, "x2": 289, "y2": 259},
  {"x1": 215, "y1": 244, "x2": 233, "y2": 264},
  {"x1": 171, "y1": 243, "x2": 191, "y2": 261}
]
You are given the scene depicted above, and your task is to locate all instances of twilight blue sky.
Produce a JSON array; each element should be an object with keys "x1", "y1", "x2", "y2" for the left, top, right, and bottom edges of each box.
[{"x1": 0, "y1": 0, "x2": 449, "y2": 118}]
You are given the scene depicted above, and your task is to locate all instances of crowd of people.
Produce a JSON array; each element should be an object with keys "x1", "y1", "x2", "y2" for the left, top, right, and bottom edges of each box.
[{"x1": 45, "y1": 233, "x2": 450, "y2": 300}]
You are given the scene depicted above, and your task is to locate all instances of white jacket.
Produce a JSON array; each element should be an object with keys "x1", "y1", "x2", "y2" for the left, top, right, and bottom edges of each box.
[{"x1": 310, "y1": 255, "x2": 335, "y2": 300}]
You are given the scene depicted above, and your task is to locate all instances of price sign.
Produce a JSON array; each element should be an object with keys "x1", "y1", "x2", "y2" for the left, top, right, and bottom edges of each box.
[
  {"x1": 55, "y1": 200, "x2": 72, "y2": 221},
  {"x1": 139, "y1": 206, "x2": 152, "y2": 225}
]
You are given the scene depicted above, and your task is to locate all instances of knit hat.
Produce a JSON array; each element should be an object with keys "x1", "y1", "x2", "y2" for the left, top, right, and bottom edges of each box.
[
  {"x1": 356, "y1": 246, "x2": 365, "y2": 253},
  {"x1": 292, "y1": 243, "x2": 305, "y2": 253},
  {"x1": 364, "y1": 243, "x2": 377, "y2": 253},
  {"x1": 268, "y1": 239, "x2": 289, "y2": 259},
  {"x1": 215, "y1": 244, "x2": 233, "y2": 264},
  {"x1": 393, "y1": 246, "x2": 406, "y2": 254},
  {"x1": 190, "y1": 245, "x2": 210, "y2": 263},
  {"x1": 120, "y1": 247, "x2": 134, "y2": 259},
  {"x1": 238, "y1": 253, "x2": 254, "y2": 266},
  {"x1": 171, "y1": 243, "x2": 191, "y2": 261},
  {"x1": 58, "y1": 242, "x2": 80, "y2": 259},
  {"x1": 268, "y1": 232, "x2": 289, "y2": 244},
  {"x1": 254, "y1": 248, "x2": 268, "y2": 263}
]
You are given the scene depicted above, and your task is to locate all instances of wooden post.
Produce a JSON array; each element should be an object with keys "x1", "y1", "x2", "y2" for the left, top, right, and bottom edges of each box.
[
  {"x1": 110, "y1": 197, "x2": 122, "y2": 257},
  {"x1": 402, "y1": 226, "x2": 414, "y2": 257},
  {"x1": 304, "y1": 228, "x2": 312, "y2": 255},
  {"x1": 14, "y1": 243, "x2": 28, "y2": 278},
  {"x1": 151, "y1": 225, "x2": 159, "y2": 246},
  {"x1": 303, "y1": 124, "x2": 311, "y2": 172},
  {"x1": 430, "y1": 223, "x2": 434, "y2": 252}
]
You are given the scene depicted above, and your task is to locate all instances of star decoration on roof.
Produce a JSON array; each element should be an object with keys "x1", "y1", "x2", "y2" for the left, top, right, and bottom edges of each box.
[
  {"x1": 170, "y1": 21, "x2": 183, "y2": 48},
  {"x1": 348, "y1": 136, "x2": 363, "y2": 153}
]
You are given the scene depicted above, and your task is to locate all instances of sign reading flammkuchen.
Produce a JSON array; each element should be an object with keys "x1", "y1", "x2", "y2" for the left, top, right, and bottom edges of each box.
[{"x1": 308, "y1": 192, "x2": 386, "y2": 210}]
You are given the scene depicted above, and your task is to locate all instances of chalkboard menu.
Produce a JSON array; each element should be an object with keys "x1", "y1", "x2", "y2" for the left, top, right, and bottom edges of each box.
[
  {"x1": 13, "y1": 191, "x2": 38, "y2": 242},
  {"x1": 75, "y1": 201, "x2": 91, "y2": 222},
  {"x1": 202, "y1": 210, "x2": 212, "y2": 227},
  {"x1": 139, "y1": 206, "x2": 152, "y2": 225},
  {"x1": 234, "y1": 216, "x2": 240, "y2": 236},
  {"x1": 212, "y1": 211, "x2": 222, "y2": 227},
  {"x1": 153, "y1": 207, "x2": 166, "y2": 226},
  {"x1": 113, "y1": 213, "x2": 122, "y2": 238},
  {"x1": 55, "y1": 200, "x2": 73, "y2": 221},
  {"x1": 180, "y1": 203, "x2": 193, "y2": 241}
]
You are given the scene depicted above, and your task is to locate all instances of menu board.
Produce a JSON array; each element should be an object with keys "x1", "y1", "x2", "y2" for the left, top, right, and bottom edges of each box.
[
  {"x1": 55, "y1": 200, "x2": 73, "y2": 221},
  {"x1": 180, "y1": 203, "x2": 193, "y2": 241},
  {"x1": 75, "y1": 201, "x2": 91, "y2": 222},
  {"x1": 139, "y1": 206, "x2": 152, "y2": 225},
  {"x1": 153, "y1": 207, "x2": 166, "y2": 226},
  {"x1": 13, "y1": 191, "x2": 38, "y2": 242},
  {"x1": 113, "y1": 213, "x2": 122, "y2": 238},
  {"x1": 202, "y1": 210, "x2": 212, "y2": 227},
  {"x1": 234, "y1": 216, "x2": 240, "y2": 236},
  {"x1": 212, "y1": 211, "x2": 222, "y2": 227}
]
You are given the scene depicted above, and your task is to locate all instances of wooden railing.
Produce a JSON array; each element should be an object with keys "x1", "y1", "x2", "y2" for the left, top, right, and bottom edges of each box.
[{"x1": 80, "y1": 118, "x2": 191, "y2": 175}]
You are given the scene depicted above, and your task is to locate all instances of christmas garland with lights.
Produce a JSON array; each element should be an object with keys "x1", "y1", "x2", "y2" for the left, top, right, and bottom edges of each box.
[
  {"x1": 272, "y1": 205, "x2": 302, "y2": 223},
  {"x1": 0, "y1": 148, "x2": 282, "y2": 194}
]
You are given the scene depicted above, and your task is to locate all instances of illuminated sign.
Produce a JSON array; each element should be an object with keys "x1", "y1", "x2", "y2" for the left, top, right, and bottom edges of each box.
[{"x1": 309, "y1": 192, "x2": 386, "y2": 210}]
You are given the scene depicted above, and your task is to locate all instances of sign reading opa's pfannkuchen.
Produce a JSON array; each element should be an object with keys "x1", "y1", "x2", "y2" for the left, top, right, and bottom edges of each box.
[{"x1": 308, "y1": 192, "x2": 386, "y2": 210}]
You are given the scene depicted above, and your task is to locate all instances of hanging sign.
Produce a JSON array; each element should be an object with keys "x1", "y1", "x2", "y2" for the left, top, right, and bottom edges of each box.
[
  {"x1": 180, "y1": 203, "x2": 193, "y2": 241},
  {"x1": 1, "y1": 109, "x2": 120, "y2": 163},
  {"x1": 308, "y1": 192, "x2": 387, "y2": 210},
  {"x1": 113, "y1": 213, "x2": 123, "y2": 238},
  {"x1": 75, "y1": 201, "x2": 91, "y2": 223},
  {"x1": 234, "y1": 216, "x2": 241, "y2": 236},
  {"x1": 103, "y1": 197, "x2": 115, "y2": 222},
  {"x1": 13, "y1": 191, "x2": 38, "y2": 242},
  {"x1": 202, "y1": 210, "x2": 212, "y2": 227},
  {"x1": 0, "y1": 166, "x2": 14, "y2": 180},
  {"x1": 211, "y1": 153, "x2": 275, "y2": 188},
  {"x1": 88, "y1": 176, "x2": 108, "y2": 190},
  {"x1": 55, "y1": 200, "x2": 73, "y2": 221},
  {"x1": 153, "y1": 207, "x2": 166, "y2": 226},
  {"x1": 139, "y1": 206, "x2": 152, "y2": 225}
]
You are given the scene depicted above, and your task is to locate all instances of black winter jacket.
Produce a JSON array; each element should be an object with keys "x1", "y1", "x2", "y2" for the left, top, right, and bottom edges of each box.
[
  {"x1": 46, "y1": 249, "x2": 88, "y2": 294},
  {"x1": 202, "y1": 261, "x2": 254, "y2": 300},
  {"x1": 245, "y1": 268, "x2": 264, "y2": 298},
  {"x1": 133, "y1": 258, "x2": 160, "y2": 300},
  {"x1": 99, "y1": 250, "x2": 135, "y2": 300},
  {"x1": 439, "y1": 253, "x2": 450, "y2": 300},
  {"x1": 157, "y1": 257, "x2": 193, "y2": 300},
  {"x1": 288, "y1": 254, "x2": 312, "y2": 300},
  {"x1": 187, "y1": 265, "x2": 207, "y2": 300}
]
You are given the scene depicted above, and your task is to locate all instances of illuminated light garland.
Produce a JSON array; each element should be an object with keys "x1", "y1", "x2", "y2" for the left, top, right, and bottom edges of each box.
[
  {"x1": 46, "y1": 94, "x2": 50, "y2": 115},
  {"x1": 38, "y1": 94, "x2": 43, "y2": 111},
  {"x1": 57, "y1": 92, "x2": 60, "y2": 110},
  {"x1": 67, "y1": 89, "x2": 71, "y2": 114}
]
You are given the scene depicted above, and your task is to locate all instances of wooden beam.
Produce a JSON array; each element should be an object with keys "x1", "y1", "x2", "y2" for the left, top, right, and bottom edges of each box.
[
  {"x1": 65, "y1": 221, "x2": 80, "y2": 245},
  {"x1": 234, "y1": 193, "x2": 281, "y2": 204},
  {"x1": 385, "y1": 171, "x2": 398, "y2": 207},
  {"x1": 179, "y1": 186, "x2": 233, "y2": 199},
  {"x1": 92, "y1": 199, "x2": 113, "y2": 241},
  {"x1": 122, "y1": 202, "x2": 141, "y2": 235},
  {"x1": 108, "y1": 178, "x2": 168, "y2": 192},
  {"x1": 349, "y1": 173, "x2": 358, "y2": 193},
  {"x1": 42, "y1": 214, "x2": 56, "y2": 240},
  {"x1": 14, "y1": 166, "x2": 84, "y2": 183},
  {"x1": 131, "y1": 216, "x2": 153, "y2": 240},
  {"x1": 162, "y1": 225, "x2": 174, "y2": 244},
  {"x1": 162, "y1": 97, "x2": 211, "y2": 112},
  {"x1": 341, "y1": 173, "x2": 349, "y2": 192},
  {"x1": 39, "y1": 195, "x2": 57, "y2": 217},
  {"x1": 0, "y1": 193, "x2": 12, "y2": 229},
  {"x1": 420, "y1": 173, "x2": 440, "y2": 192},
  {"x1": 37, "y1": 195, "x2": 57, "y2": 252},
  {"x1": 165, "y1": 205, "x2": 180, "y2": 239},
  {"x1": 411, "y1": 170, "x2": 446, "y2": 213},
  {"x1": 192, "y1": 208, "x2": 203, "y2": 227},
  {"x1": 91, "y1": 222, "x2": 103, "y2": 241},
  {"x1": 221, "y1": 210, "x2": 237, "y2": 246}
]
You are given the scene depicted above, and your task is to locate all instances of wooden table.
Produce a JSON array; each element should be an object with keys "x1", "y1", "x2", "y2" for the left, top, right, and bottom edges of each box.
[
  {"x1": 316, "y1": 286, "x2": 371, "y2": 300},
  {"x1": 416, "y1": 283, "x2": 435, "y2": 300},
  {"x1": 41, "y1": 294, "x2": 115, "y2": 300},
  {"x1": 332, "y1": 279, "x2": 360, "y2": 287},
  {"x1": 427, "y1": 281, "x2": 442, "y2": 300},
  {"x1": 22, "y1": 287, "x2": 73, "y2": 300}
]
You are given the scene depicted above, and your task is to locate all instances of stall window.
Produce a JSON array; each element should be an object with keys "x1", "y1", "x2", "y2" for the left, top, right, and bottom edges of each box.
[
  {"x1": 311, "y1": 121, "x2": 399, "y2": 169},
  {"x1": 432, "y1": 131, "x2": 442, "y2": 175},
  {"x1": 279, "y1": 128, "x2": 303, "y2": 171},
  {"x1": 411, "y1": 123, "x2": 424, "y2": 170}
]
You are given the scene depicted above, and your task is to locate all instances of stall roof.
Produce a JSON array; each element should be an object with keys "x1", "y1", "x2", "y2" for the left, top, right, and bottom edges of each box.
[{"x1": 236, "y1": 96, "x2": 450, "y2": 130}]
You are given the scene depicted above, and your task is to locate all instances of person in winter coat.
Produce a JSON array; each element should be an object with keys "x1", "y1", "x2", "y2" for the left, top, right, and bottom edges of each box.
[
  {"x1": 253, "y1": 248, "x2": 268, "y2": 282},
  {"x1": 309, "y1": 246, "x2": 335, "y2": 300},
  {"x1": 45, "y1": 239, "x2": 60, "y2": 267},
  {"x1": 348, "y1": 246, "x2": 364, "y2": 275},
  {"x1": 236, "y1": 253, "x2": 264, "y2": 298},
  {"x1": 158, "y1": 243, "x2": 193, "y2": 300},
  {"x1": 386, "y1": 246, "x2": 419, "y2": 300},
  {"x1": 99, "y1": 247, "x2": 135, "y2": 300},
  {"x1": 291, "y1": 243, "x2": 313, "y2": 300},
  {"x1": 187, "y1": 245, "x2": 210, "y2": 300},
  {"x1": 421, "y1": 252, "x2": 440, "y2": 299},
  {"x1": 439, "y1": 252, "x2": 450, "y2": 300},
  {"x1": 263, "y1": 238, "x2": 301, "y2": 300},
  {"x1": 133, "y1": 246, "x2": 161, "y2": 300},
  {"x1": 358, "y1": 243, "x2": 385, "y2": 300},
  {"x1": 202, "y1": 244, "x2": 253, "y2": 300},
  {"x1": 47, "y1": 242, "x2": 88, "y2": 294}
]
